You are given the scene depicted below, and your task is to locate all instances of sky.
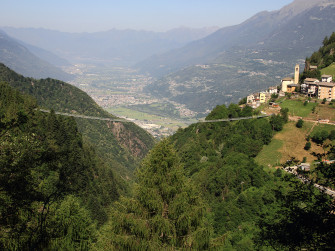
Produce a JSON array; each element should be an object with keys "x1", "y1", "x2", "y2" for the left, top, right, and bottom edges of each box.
[{"x1": 1, "y1": 0, "x2": 294, "y2": 32}]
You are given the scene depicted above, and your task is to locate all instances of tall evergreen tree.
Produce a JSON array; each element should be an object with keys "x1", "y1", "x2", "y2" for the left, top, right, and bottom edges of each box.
[{"x1": 96, "y1": 139, "x2": 212, "y2": 250}]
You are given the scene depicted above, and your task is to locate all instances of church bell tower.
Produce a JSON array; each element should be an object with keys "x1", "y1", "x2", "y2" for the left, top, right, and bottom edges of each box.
[{"x1": 294, "y1": 64, "x2": 299, "y2": 84}]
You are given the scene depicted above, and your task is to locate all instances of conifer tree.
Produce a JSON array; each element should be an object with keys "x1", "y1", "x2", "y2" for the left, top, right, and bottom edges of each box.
[{"x1": 96, "y1": 139, "x2": 211, "y2": 250}]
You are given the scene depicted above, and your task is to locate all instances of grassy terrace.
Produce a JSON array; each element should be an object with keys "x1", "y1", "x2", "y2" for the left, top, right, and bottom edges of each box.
[
  {"x1": 321, "y1": 62, "x2": 335, "y2": 78},
  {"x1": 310, "y1": 123, "x2": 335, "y2": 137},
  {"x1": 279, "y1": 99, "x2": 318, "y2": 117},
  {"x1": 258, "y1": 97, "x2": 335, "y2": 167},
  {"x1": 256, "y1": 121, "x2": 326, "y2": 167},
  {"x1": 255, "y1": 139, "x2": 283, "y2": 168},
  {"x1": 277, "y1": 98, "x2": 335, "y2": 121}
]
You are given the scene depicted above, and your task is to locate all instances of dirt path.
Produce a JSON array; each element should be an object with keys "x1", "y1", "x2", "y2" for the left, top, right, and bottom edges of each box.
[{"x1": 306, "y1": 121, "x2": 318, "y2": 137}]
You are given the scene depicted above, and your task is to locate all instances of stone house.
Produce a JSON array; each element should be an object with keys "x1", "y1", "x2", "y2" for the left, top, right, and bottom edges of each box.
[
  {"x1": 268, "y1": 86, "x2": 278, "y2": 94},
  {"x1": 301, "y1": 78, "x2": 319, "y2": 94},
  {"x1": 287, "y1": 84, "x2": 299, "y2": 93},
  {"x1": 247, "y1": 94, "x2": 256, "y2": 104},
  {"x1": 260, "y1": 92, "x2": 266, "y2": 103},
  {"x1": 318, "y1": 82, "x2": 335, "y2": 101},
  {"x1": 281, "y1": 77, "x2": 294, "y2": 92},
  {"x1": 321, "y1": 75, "x2": 333, "y2": 83}
]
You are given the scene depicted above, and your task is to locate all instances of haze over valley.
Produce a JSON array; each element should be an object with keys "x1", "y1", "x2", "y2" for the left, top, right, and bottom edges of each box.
[{"x1": 1, "y1": 0, "x2": 335, "y2": 137}]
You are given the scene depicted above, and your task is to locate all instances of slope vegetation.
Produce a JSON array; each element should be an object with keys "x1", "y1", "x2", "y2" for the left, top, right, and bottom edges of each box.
[
  {"x1": 0, "y1": 63, "x2": 155, "y2": 180},
  {"x1": 0, "y1": 82, "x2": 119, "y2": 249}
]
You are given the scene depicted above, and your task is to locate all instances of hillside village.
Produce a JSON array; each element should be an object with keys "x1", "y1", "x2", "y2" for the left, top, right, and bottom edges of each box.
[
  {"x1": 246, "y1": 63, "x2": 335, "y2": 110},
  {"x1": 247, "y1": 60, "x2": 335, "y2": 176}
]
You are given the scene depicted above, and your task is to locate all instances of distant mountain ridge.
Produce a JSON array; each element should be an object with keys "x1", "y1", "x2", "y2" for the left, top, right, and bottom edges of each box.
[
  {"x1": 137, "y1": 0, "x2": 331, "y2": 76},
  {"x1": 0, "y1": 30, "x2": 72, "y2": 81},
  {"x1": 140, "y1": 0, "x2": 335, "y2": 113},
  {"x1": 1, "y1": 26, "x2": 219, "y2": 66},
  {"x1": 21, "y1": 42, "x2": 71, "y2": 67}
]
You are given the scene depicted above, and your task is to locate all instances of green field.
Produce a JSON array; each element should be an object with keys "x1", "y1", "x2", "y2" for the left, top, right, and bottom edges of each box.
[
  {"x1": 107, "y1": 106, "x2": 196, "y2": 130},
  {"x1": 310, "y1": 123, "x2": 335, "y2": 137},
  {"x1": 130, "y1": 103, "x2": 182, "y2": 119},
  {"x1": 279, "y1": 99, "x2": 317, "y2": 117},
  {"x1": 255, "y1": 139, "x2": 283, "y2": 168},
  {"x1": 321, "y1": 62, "x2": 335, "y2": 78}
]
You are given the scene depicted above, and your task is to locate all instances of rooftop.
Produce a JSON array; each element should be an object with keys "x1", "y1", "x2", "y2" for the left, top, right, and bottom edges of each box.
[
  {"x1": 318, "y1": 82, "x2": 335, "y2": 87},
  {"x1": 322, "y1": 75, "x2": 332, "y2": 78},
  {"x1": 304, "y1": 78, "x2": 319, "y2": 83}
]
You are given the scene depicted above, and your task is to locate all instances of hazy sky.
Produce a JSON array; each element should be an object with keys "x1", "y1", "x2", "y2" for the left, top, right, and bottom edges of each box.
[{"x1": 1, "y1": 0, "x2": 294, "y2": 32}]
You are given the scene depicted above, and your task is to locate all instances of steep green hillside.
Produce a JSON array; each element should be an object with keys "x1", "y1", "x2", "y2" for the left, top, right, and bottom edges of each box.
[
  {"x1": 0, "y1": 63, "x2": 155, "y2": 181},
  {"x1": 302, "y1": 32, "x2": 335, "y2": 80},
  {"x1": 321, "y1": 62, "x2": 335, "y2": 78},
  {"x1": 166, "y1": 104, "x2": 278, "y2": 248},
  {"x1": 0, "y1": 82, "x2": 119, "y2": 249},
  {"x1": 165, "y1": 103, "x2": 335, "y2": 249}
]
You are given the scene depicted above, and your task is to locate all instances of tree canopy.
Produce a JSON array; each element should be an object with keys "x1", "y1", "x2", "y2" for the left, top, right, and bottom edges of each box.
[{"x1": 96, "y1": 139, "x2": 212, "y2": 250}]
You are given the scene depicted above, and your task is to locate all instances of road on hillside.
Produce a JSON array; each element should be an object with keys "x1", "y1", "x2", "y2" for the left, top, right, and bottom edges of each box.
[
  {"x1": 36, "y1": 109, "x2": 270, "y2": 124},
  {"x1": 284, "y1": 167, "x2": 335, "y2": 198}
]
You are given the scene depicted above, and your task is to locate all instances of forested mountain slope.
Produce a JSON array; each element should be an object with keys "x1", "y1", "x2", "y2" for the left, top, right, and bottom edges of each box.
[
  {"x1": 0, "y1": 82, "x2": 119, "y2": 249},
  {"x1": 166, "y1": 104, "x2": 335, "y2": 249},
  {"x1": 95, "y1": 101, "x2": 335, "y2": 249},
  {"x1": 0, "y1": 63, "x2": 155, "y2": 180},
  {"x1": 3, "y1": 77, "x2": 334, "y2": 249},
  {"x1": 301, "y1": 31, "x2": 335, "y2": 80}
]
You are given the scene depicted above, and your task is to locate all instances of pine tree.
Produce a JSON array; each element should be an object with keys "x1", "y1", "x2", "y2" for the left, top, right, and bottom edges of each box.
[{"x1": 96, "y1": 139, "x2": 211, "y2": 250}]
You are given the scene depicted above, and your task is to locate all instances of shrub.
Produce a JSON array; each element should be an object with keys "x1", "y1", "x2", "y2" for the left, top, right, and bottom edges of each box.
[
  {"x1": 312, "y1": 130, "x2": 329, "y2": 144},
  {"x1": 329, "y1": 130, "x2": 335, "y2": 140},
  {"x1": 270, "y1": 115, "x2": 285, "y2": 131},
  {"x1": 304, "y1": 142, "x2": 311, "y2": 150},
  {"x1": 296, "y1": 119, "x2": 304, "y2": 128}
]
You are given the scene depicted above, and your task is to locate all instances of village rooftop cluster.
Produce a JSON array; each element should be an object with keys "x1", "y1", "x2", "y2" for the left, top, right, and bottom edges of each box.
[{"x1": 246, "y1": 64, "x2": 335, "y2": 108}]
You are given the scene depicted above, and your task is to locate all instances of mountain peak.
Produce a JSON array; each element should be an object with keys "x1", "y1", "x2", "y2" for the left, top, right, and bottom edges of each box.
[
  {"x1": 279, "y1": 0, "x2": 334, "y2": 15},
  {"x1": 270, "y1": 0, "x2": 321, "y2": 21}
]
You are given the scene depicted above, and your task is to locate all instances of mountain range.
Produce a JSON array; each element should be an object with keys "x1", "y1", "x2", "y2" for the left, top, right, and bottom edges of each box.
[
  {"x1": 0, "y1": 30, "x2": 72, "y2": 81},
  {"x1": 138, "y1": 0, "x2": 332, "y2": 76},
  {"x1": 1, "y1": 26, "x2": 218, "y2": 66},
  {"x1": 139, "y1": 0, "x2": 335, "y2": 113},
  {"x1": 2, "y1": 0, "x2": 335, "y2": 114}
]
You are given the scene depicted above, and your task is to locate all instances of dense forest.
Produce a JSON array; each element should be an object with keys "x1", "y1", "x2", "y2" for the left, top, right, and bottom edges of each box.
[
  {"x1": 0, "y1": 82, "x2": 118, "y2": 249},
  {"x1": 2, "y1": 84, "x2": 334, "y2": 249},
  {"x1": 87, "y1": 102, "x2": 335, "y2": 249},
  {"x1": 170, "y1": 104, "x2": 335, "y2": 249}
]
